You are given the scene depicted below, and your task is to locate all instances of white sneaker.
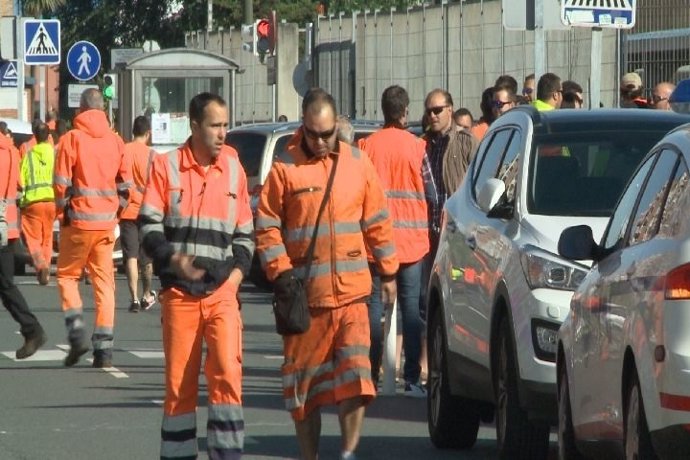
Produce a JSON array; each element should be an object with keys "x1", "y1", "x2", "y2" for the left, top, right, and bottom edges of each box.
[{"x1": 404, "y1": 381, "x2": 427, "y2": 398}]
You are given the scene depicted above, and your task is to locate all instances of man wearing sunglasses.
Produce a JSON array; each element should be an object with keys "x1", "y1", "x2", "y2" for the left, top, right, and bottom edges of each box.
[
  {"x1": 493, "y1": 84, "x2": 517, "y2": 118},
  {"x1": 651, "y1": 81, "x2": 675, "y2": 111},
  {"x1": 532, "y1": 72, "x2": 563, "y2": 111},
  {"x1": 522, "y1": 73, "x2": 535, "y2": 103},
  {"x1": 256, "y1": 88, "x2": 398, "y2": 460}
]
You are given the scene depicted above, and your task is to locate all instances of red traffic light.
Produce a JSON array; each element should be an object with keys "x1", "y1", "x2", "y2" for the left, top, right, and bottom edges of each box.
[{"x1": 257, "y1": 19, "x2": 270, "y2": 39}]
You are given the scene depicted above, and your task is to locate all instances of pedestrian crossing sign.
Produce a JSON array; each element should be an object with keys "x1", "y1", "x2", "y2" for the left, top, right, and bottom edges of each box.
[
  {"x1": 561, "y1": 0, "x2": 636, "y2": 29},
  {"x1": 24, "y1": 19, "x2": 61, "y2": 65}
]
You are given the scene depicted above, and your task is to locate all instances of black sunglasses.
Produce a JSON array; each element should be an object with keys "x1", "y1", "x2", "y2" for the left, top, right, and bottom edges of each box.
[
  {"x1": 493, "y1": 100, "x2": 511, "y2": 109},
  {"x1": 425, "y1": 105, "x2": 448, "y2": 116},
  {"x1": 303, "y1": 125, "x2": 336, "y2": 141},
  {"x1": 522, "y1": 87, "x2": 533, "y2": 95}
]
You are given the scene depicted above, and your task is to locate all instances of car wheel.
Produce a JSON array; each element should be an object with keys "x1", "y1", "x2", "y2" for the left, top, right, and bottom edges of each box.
[
  {"x1": 558, "y1": 364, "x2": 584, "y2": 460},
  {"x1": 427, "y1": 306, "x2": 480, "y2": 449},
  {"x1": 495, "y1": 317, "x2": 549, "y2": 460},
  {"x1": 624, "y1": 371, "x2": 658, "y2": 460}
]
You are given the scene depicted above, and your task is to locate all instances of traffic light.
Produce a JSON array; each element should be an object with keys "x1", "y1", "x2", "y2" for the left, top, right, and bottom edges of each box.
[{"x1": 241, "y1": 17, "x2": 276, "y2": 62}]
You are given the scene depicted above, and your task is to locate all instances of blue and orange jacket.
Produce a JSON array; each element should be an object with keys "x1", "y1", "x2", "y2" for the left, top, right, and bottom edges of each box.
[{"x1": 255, "y1": 128, "x2": 399, "y2": 308}]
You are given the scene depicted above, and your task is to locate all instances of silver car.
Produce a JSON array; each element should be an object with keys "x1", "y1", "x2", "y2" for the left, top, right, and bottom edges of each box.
[
  {"x1": 426, "y1": 107, "x2": 690, "y2": 458},
  {"x1": 557, "y1": 123, "x2": 690, "y2": 459}
]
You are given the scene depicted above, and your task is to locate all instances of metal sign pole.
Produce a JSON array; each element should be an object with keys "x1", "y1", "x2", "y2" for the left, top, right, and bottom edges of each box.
[
  {"x1": 590, "y1": 27, "x2": 602, "y2": 109},
  {"x1": 39, "y1": 65, "x2": 46, "y2": 121},
  {"x1": 15, "y1": 18, "x2": 24, "y2": 121},
  {"x1": 534, "y1": 0, "x2": 545, "y2": 80}
]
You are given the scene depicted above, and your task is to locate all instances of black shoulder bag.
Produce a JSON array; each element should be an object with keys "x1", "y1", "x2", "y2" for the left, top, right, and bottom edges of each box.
[{"x1": 272, "y1": 154, "x2": 339, "y2": 335}]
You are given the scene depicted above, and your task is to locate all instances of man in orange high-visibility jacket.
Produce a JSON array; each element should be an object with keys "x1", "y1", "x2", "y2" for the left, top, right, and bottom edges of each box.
[
  {"x1": 54, "y1": 88, "x2": 133, "y2": 368},
  {"x1": 256, "y1": 88, "x2": 399, "y2": 460},
  {"x1": 119, "y1": 115, "x2": 156, "y2": 313},
  {"x1": 139, "y1": 93, "x2": 254, "y2": 460},
  {"x1": 359, "y1": 85, "x2": 437, "y2": 397},
  {"x1": 0, "y1": 125, "x2": 47, "y2": 359}
]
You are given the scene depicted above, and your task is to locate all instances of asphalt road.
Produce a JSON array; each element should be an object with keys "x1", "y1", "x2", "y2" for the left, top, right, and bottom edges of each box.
[{"x1": 0, "y1": 272, "x2": 557, "y2": 459}]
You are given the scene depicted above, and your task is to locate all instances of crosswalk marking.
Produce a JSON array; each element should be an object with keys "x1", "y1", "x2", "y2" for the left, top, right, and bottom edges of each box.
[
  {"x1": 1, "y1": 349, "x2": 66, "y2": 361},
  {"x1": 130, "y1": 350, "x2": 165, "y2": 359}
]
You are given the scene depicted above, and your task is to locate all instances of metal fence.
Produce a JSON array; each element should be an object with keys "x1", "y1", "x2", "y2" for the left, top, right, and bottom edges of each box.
[
  {"x1": 314, "y1": 0, "x2": 690, "y2": 121},
  {"x1": 622, "y1": 0, "x2": 690, "y2": 95}
]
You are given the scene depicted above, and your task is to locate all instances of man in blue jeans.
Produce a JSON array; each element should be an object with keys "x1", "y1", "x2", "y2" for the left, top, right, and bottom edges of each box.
[{"x1": 360, "y1": 85, "x2": 437, "y2": 397}]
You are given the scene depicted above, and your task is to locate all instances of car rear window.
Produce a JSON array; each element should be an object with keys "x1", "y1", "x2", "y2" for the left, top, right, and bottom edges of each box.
[
  {"x1": 528, "y1": 130, "x2": 671, "y2": 216},
  {"x1": 225, "y1": 132, "x2": 267, "y2": 177}
]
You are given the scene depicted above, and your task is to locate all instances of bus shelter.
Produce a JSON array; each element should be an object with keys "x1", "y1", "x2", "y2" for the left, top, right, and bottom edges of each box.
[{"x1": 118, "y1": 48, "x2": 240, "y2": 150}]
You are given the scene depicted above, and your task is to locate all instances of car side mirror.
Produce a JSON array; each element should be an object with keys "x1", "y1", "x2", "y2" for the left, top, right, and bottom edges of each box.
[
  {"x1": 558, "y1": 225, "x2": 601, "y2": 261},
  {"x1": 478, "y1": 178, "x2": 506, "y2": 213}
]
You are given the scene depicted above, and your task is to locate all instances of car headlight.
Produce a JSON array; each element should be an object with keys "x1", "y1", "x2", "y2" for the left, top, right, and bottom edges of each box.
[{"x1": 520, "y1": 245, "x2": 587, "y2": 291}]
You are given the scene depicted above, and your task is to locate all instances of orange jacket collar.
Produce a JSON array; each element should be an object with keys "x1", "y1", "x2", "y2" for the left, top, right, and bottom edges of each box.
[{"x1": 178, "y1": 138, "x2": 227, "y2": 174}]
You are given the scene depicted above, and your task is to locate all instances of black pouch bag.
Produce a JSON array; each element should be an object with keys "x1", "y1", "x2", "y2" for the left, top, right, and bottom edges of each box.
[{"x1": 272, "y1": 273, "x2": 310, "y2": 335}]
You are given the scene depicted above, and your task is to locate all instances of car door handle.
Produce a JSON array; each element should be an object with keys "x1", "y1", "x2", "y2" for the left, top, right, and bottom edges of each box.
[{"x1": 466, "y1": 235, "x2": 477, "y2": 250}]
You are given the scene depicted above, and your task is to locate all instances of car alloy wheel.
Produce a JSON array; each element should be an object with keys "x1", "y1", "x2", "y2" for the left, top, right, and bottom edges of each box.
[
  {"x1": 426, "y1": 307, "x2": 479, "y2": 449},
  {"x1": 495, "y1": 317, "x2": 549, "y2": 459},
  {"x1": 558, "y1": 364, "x2": 583, "y2": 460},
  {"x1": 624, "y1": 371, "x2": 657, "y2": 460}
]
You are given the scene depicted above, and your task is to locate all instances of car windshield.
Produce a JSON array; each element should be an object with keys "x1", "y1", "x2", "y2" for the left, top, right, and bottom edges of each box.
[
  {"x1": 225, "y1": 132, "x2": 267, "y2": 177},
  {"x1": 528, "y1": 130, "x2": 669, "y2": 217}
]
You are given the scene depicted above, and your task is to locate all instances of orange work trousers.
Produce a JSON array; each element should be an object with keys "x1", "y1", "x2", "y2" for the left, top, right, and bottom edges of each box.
[
  {"x1": 159, "y1": 278, "x2": 244, "y2": 458},
  {"x1": 21, "y1": 201, "x2": 56, "y2": 270},
  {"x1": 161, "y1": 277, "x2": 243, "y2": 414},
  {"x1": 56, "y1": 226, "x2": 116, "y2": 349},
  {"x1": 282, "y1": 302, "x2": 375, "y2": 421}
]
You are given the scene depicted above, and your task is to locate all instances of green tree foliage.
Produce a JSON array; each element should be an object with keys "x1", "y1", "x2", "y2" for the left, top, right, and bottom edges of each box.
[{"x1": 21, "y1": 0, "x2": 66, "y2": 17}]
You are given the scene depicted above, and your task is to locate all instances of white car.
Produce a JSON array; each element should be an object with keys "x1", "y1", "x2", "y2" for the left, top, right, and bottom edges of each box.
[
  {"x1": 426, "y1": 107, "x2": 690, "y2": 458},
  {"x1": 557, "y1": 123, "x2": 690, "y2": 459}
]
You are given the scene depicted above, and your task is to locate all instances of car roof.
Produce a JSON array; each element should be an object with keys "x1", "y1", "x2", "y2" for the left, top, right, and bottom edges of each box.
[
  {"x1": 650, "y1": 122, "x2": 690, "y2": 160},
  {"x1": 227, "y1": 119, "x2": 383, "y2": 135},
  {"x1": 0, "y1": 117, "x2": 32, "y2": 135},
  {"x1": 496, "y1": 106, "x2": 690, "y2": 134}
]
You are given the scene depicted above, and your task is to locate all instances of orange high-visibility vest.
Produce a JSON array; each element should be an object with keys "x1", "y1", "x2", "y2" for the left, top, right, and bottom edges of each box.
[
  {"x1": 256, "y1": 128, "x2": 399, "y2": 308},
  {"x1": 360, "y1": 126, "x2": 429, "y2": 264},
  {"x1": 0, "y1": 135, "x2": 21, "y2": 239},
  {"x1": 53, "y1": 109, "x2": 132, "y2": 230},
  {"x1": 120, "y1": 141, "x2": 154, "y2": 220}
]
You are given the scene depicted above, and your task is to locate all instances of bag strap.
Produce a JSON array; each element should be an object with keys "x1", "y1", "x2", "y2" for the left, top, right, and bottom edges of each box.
[{"x1": 301, "y1": 153, "x2": 339, "y2": 283}]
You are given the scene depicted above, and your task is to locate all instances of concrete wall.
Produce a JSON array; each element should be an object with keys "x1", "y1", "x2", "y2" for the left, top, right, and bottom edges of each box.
[
  {"x1": 314, "y1": 1, "x2": 618, "y2": 123},
  {"x1": 185, "y1": 23, "x2": 300, "y2": 125}
]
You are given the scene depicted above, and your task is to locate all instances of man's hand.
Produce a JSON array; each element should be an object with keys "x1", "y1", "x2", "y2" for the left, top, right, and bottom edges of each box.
[
  {"x1": 170, "y1": 253, "x2": 206, "y2": 281},
  {"x1": 228, "y1": 268, "x2": 243, "y2": 288},
  {"x1": 381, "y1": 276, "x2": 397, "y2": 310}
]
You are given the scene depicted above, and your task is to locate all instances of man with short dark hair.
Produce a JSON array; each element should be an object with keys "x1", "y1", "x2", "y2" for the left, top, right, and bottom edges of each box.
[
  {"x1": 54, "y1": 88, "x2": 132, "y2": 368},
  {"x1": 120, "y1": 116, "x2": 156, "y2": 313},
  {"x1": 493, "y1": 84, "x2": 517, "y2": 118},
  {"x1": 256, "y1": 87, "x2": 398, "y2": 460},
  {"x1": 140, "y1": 92, "x2": 254, "y2": 459},
  {"x1": 532, "y1": 72, "x2": 563, "y2": 111},
  {"x1": 360, "y1": 85, "x2": 435, "y2": 398},
  {"x1": 453, "y1": 108, "x2": 474, "y2": 131},
  {"x1": 522, "y1": 73, "x2": 536, "y2": 102},
  {"x1": 561, "y1": 80, "x2": 584, "y2": 109}
]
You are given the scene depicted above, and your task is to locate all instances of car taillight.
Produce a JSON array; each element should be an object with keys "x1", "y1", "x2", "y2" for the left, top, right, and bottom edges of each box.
[{"x1": 665, "y1": 263, "x2": 690, "y2": 300}]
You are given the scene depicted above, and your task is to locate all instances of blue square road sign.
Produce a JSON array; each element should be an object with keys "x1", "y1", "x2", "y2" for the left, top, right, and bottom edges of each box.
[{"x1": 24, "y1": 19, "x2": 61, "y2": 65}]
